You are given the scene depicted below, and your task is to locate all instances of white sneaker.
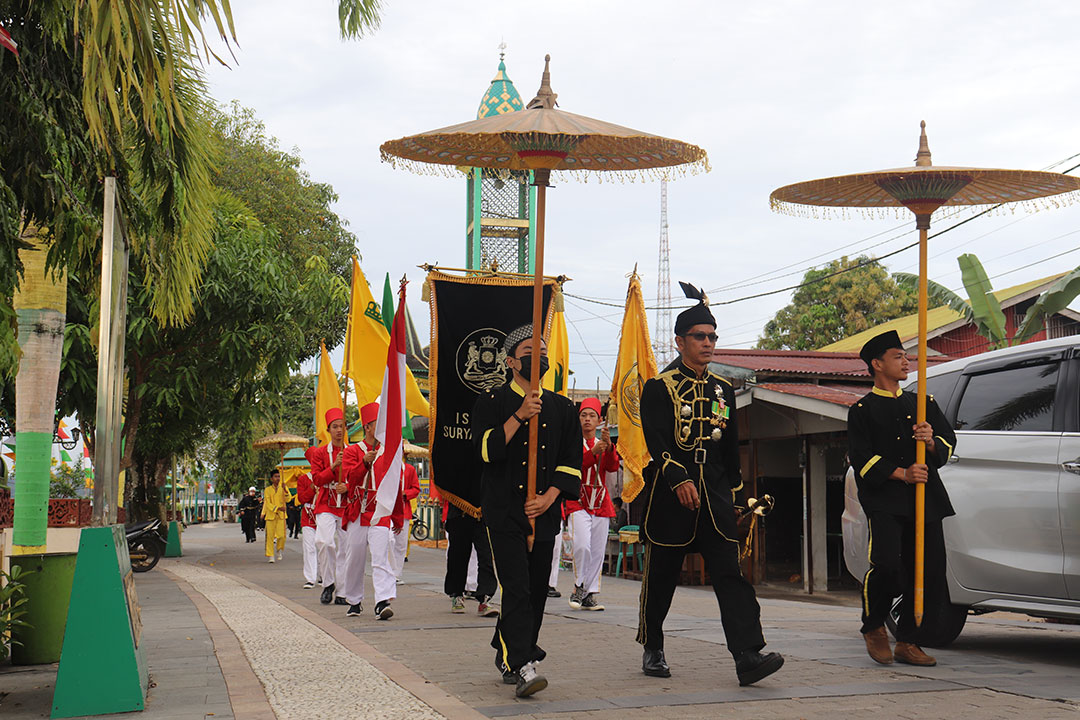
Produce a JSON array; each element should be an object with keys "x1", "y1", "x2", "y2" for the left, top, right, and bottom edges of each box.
[
  {"x1": 268, "y1": 556, "x2": 275, "y2": 563},
  {"x1": 277, "y1": 550, "x2": 284, "y2": 561},
  {"x1": 515, "y1": 662, "x2": 548, "y2": 698}
]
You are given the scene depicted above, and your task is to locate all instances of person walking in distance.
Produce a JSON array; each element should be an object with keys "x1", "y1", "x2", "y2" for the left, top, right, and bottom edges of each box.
[
  {"x1": 262, "y1": 470, "x2": 288, "y2": 563},
  {"x1": 238, "y1": 487, "x2": 259, "y2": 543}
]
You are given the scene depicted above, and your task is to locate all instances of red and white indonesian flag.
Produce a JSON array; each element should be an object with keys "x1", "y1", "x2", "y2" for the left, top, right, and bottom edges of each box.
[{"x1": 370, "y1": 283, "x2": 408, "y2": 524}]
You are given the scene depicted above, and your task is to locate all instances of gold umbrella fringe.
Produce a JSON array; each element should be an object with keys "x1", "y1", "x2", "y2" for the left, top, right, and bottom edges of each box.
[
  {"x1": 769, "y1": 189, "x2": 1080, "y2": 220},
  {"x1": 380, "y1": 152, "x2": 710, "y2": 184}
]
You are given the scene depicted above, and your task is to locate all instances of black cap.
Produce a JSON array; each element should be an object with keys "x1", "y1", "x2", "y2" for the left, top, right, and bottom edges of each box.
[
  {"x1": 504, "y1": 323, "x2": 534, "y2": 355},
  {"x1": 859, "y1": 330, "x2": 904, "y2": 364},
  {"x1": 674, "y1": 282, "x2": 716, "y2": 335}
]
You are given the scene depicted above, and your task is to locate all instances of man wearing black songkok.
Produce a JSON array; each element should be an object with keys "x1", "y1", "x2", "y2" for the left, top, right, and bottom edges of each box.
[
  {"x1": 636, "y1": 283, "x2": 783, "y2": 686},
  {"x1": 473, "y1": 324, "x2": 581, "y2": 698},
  {"x1": 848, "y1": 330, "x2": 956, "y2": 667}
]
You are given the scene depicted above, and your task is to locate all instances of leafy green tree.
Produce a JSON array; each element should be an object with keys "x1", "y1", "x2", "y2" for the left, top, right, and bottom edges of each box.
[
  {"x1": 895, "y1": 254, "x2": 1080, "y2": 351},
  {"x1": 757, "y1": 256, "x2": 925, "y2": 351}
]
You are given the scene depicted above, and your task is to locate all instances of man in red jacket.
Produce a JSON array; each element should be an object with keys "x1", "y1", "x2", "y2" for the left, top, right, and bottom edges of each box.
[
  {"x1": 566, "y1": 398, "x2": 619, "y2": 611},
  {"x1": 389, "y1": 462, "x2": 421, "y2": 584},
  {"x1": 306, "y1": 407, "x2": 349, "y2": 605},
  {"x1": 341, "y1": 402, "x2": 405, "y2": 620},
  {"x1": 296, "y1": 472, "x2": 318, "y2": 589}
]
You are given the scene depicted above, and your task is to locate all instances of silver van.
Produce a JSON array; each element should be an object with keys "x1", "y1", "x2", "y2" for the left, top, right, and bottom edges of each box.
[{"x1": 843, "y1": 335, "x2": 1080, "y2": 646}]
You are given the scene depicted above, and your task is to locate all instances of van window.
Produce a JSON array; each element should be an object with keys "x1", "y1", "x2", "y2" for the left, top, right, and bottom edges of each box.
[
  {"x1": 954, "y1": 362, "x2": 1059, "y2": 432},
  {"x1": 905, "y1": 370, "x2": 961, "y2": 412}
]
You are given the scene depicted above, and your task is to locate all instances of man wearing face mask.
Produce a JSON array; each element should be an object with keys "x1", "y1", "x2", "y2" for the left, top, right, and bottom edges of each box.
[{"x1": 473, "y1": 323, "x2": 581, "y2": 698}]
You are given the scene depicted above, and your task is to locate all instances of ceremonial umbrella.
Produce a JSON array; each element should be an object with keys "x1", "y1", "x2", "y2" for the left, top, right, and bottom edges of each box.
[
  {"x1": 381, "y1": 55, "x2": 707, "y2": 546},
  {"x1": 252, "y1": 432, "x2": 309, "y2": 490},
  {"x1": 770, "y1": 122, "x2": 1080, "y2": 625}
]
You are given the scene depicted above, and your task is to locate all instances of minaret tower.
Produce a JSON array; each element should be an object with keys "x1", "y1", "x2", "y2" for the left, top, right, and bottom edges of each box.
[{"x1": 466, "y1": 45, "x2": 536, "y2": 273}]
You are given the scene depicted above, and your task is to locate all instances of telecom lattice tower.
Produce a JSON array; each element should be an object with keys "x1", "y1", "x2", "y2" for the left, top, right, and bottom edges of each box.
[{"x1": 655, "y1": 180, "x2": 673, "y2": 363}]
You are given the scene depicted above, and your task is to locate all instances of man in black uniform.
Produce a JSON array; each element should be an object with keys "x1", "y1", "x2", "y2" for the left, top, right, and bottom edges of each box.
[
  {"x1": 637, "y1": 283, "x2": 783, "y2": 686},
  {"x1": 473, "y1": 324, "x2": 581, "y2": 698},
  {"x1": 848, "y1": 330, "x2": 956, "y2": 667},
  {"x1": 238, "y1": 486, "x2": 259, "y2": 542}
]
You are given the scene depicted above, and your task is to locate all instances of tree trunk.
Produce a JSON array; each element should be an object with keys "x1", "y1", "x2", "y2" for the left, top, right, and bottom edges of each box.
[{"x1": 12, "y1": 229, "x2": 67, "y2": 554}]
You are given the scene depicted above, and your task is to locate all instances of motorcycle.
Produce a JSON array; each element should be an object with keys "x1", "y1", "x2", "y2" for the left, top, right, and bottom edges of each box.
[{"x1": 126, "y1": 518, "x2": 167, "y2": 572}]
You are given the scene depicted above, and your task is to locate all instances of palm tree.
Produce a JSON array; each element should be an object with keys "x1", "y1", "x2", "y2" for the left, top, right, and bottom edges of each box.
[{"x1": 895, "y1": 253, "x2": 1080, "y2": 351}]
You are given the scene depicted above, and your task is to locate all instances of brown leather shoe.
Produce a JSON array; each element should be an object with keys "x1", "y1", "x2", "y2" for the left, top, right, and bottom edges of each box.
[
  {"x1": 863, "y1": 626, "x2": 893, "y2": 664},
  {"x1": 894, "y1": 641, "x2": 936, "y2": 666}
]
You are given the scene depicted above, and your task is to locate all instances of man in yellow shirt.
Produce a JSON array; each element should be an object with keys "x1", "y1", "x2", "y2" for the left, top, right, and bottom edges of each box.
[{"x1": 262, "y1": 469, "x2": 289, "y2": 562}]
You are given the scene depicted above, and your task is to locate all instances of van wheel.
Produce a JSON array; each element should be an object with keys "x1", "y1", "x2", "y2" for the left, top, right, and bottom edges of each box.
[{"x1": 885, "y1": 592, "x2": 968, "y2": 647}]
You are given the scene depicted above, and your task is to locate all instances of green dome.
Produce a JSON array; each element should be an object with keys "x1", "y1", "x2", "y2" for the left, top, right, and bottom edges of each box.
[{"x1": 476, "y1": 56, "x2": 524, "y2": 119}]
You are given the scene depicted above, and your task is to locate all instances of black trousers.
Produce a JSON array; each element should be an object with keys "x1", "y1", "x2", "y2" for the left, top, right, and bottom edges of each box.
[
  {"x1": 488, "y1": 526, "x2": 554, "y2": 672},
  {"x1": 861, "y1": 511, "x2": 946, "y2": 640},
  {"x1": 286, "y1": 505, "x2": 301, "y2": 537},
  {"x1": 240, "y1": 513, "x2": 256, "y2": 541},
  {"x1": 637, "y1": 509, "x2": 765, "y2": 658},
  {"x1": 444, "y1": 514, "x2": 497, "y2": 600}
]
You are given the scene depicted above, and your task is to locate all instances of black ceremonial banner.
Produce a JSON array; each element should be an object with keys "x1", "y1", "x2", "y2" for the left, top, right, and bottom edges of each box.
[{"x1": 427, "y1": 270, "x2": 556, "y2": 518}]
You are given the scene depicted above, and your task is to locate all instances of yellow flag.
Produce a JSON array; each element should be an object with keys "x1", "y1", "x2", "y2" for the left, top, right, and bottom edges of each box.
[
  {"x1": 542, "y1": 288, "x2": 570, "y2": 397},
  {"x1": 315, "y1": 342, "x2": 344, "y2": 446},
  {"x1": 611, "y1": 273, "x2": 658, "y2": 503},
  {"x1": 341, "y1": 258, "x2": 430, "y2": 417}
]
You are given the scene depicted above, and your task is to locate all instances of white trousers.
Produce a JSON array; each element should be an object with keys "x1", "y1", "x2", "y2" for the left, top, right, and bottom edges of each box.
[
  {"x1": 390, "y1": 521, "x2": 410, "y2": 580},
  {"x1": 569, "y1": 510, "x2": 609, "y2": 594},
  {"x1": 341, "y1": 523, "x2": 397, "y2": 606},
  {"x1": 315, "y1": 512, "x2": 345, "y2": 589},
  {"x1": 301, "y1": 525, "x2": 318, "y2": 584},
  {"x1": 549, "y1": 522, "x2": 563, "y2": 587}
]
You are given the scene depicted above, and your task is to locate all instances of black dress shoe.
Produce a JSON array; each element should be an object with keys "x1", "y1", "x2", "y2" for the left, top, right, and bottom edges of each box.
[
  {"x1": 320, "y1": 583, "x2": 335, "y2": 605},
  {"x1": 735, "y1": 650, "x2": 784, "y2": 686},
  {"x1": 547, "y1": 586, "x2": 561, "y2": 598},
  {"x1": 642, "y1": 648, "x2": 671, "y2": 677}
]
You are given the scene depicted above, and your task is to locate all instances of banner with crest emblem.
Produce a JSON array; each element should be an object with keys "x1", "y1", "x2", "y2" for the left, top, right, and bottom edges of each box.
[
  {"x1": 610, "y1": 272, "x2": 658, "y2": 503},
  {"x1": 426, "y1": 269, "x2": 557, "y2": 517}
]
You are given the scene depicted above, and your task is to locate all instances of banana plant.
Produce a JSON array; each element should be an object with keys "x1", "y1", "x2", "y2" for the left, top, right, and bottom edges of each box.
[{"x1": 895, "y1": 253, "x2": 1080, "y2": 351}]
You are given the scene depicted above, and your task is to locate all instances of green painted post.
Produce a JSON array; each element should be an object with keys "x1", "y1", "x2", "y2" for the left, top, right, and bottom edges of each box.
[{"x1": 164, "y1": 520, "x2": 182, "y2": 557}]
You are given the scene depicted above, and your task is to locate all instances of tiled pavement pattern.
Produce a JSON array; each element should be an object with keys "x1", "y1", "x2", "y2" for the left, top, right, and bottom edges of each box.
[
  {"x1": 182, "y1": 523, "x2": 1080, "y2": 720},
  {"x1": 0, "y1": 569, "x2": 233, "y2": 719},
  {"x1": 167, "y1": 562, "x2": 446, "y2": 720}
]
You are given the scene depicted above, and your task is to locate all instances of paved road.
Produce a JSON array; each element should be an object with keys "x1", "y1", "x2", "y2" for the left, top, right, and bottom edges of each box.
[{"x1": 177, "y1": 522, "x2": 1080, "y2": 719}]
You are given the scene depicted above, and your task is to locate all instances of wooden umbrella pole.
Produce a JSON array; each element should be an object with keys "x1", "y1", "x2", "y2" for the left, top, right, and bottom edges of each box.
[
  {"x1": 914, "y1": 217, "x2": 930, "y2": 626},
  {"x1": 526, "y1": 169, "x2": 550, "y2": 552}
]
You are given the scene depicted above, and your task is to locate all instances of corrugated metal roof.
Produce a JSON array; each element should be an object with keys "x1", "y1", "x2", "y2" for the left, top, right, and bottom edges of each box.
[
  {"x1": 712, "y1": 349, "x2": 870, "y2": 377},
  {"x1": 756, "y1": 382, "x2": 867, "y2": 407},
  {"x1": 818, "y1": 272, "x2": 1067, "y2": 353}
]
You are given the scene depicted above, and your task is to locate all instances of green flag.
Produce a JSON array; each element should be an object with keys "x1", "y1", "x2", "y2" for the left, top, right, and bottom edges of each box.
[
  {"x1": 382, "y1": 273, "x2": 395, "y2": 334},
  {"x1": 383, "y1": 273, "x2": 415, "y2": 440}
]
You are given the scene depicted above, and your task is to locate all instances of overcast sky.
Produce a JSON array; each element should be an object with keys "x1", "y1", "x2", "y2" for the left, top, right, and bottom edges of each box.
[{"x1": 204, "y1": 0, "x2": 1080, "y2": 391}]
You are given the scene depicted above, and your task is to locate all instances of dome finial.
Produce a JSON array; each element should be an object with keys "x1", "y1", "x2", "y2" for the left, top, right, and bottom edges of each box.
[
  {"x1": 526, "y1": 54, "x2": 557, "y2": 110},
  {"x1": 915, "y1": 120, "x2": 932, "y2": 167}
]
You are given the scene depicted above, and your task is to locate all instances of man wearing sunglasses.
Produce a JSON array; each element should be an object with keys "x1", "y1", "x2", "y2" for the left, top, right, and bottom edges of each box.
[{"x1": 636, "y1": 283, "x2": 783, "y2": 688}]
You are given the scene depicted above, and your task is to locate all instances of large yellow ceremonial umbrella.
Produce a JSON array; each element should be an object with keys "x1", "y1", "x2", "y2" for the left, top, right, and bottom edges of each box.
[
  {"x1": 770, "y1": 122, "x2": 1080, "y2": 625},
  {"x1": 381, "y1": 55, "x2": 707, "y2": 547},
  {"x1": 252, "y1": 432, "x2": 309, "y2": 495}
]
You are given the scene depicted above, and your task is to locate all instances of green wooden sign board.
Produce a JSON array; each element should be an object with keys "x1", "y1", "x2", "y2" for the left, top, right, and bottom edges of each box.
[
  {"x1": 51, "y1": 525, "x2": 148, "y2": 718},
  {"x1": 164, "y1": 520, "x2": 183, "y2": 557}
]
